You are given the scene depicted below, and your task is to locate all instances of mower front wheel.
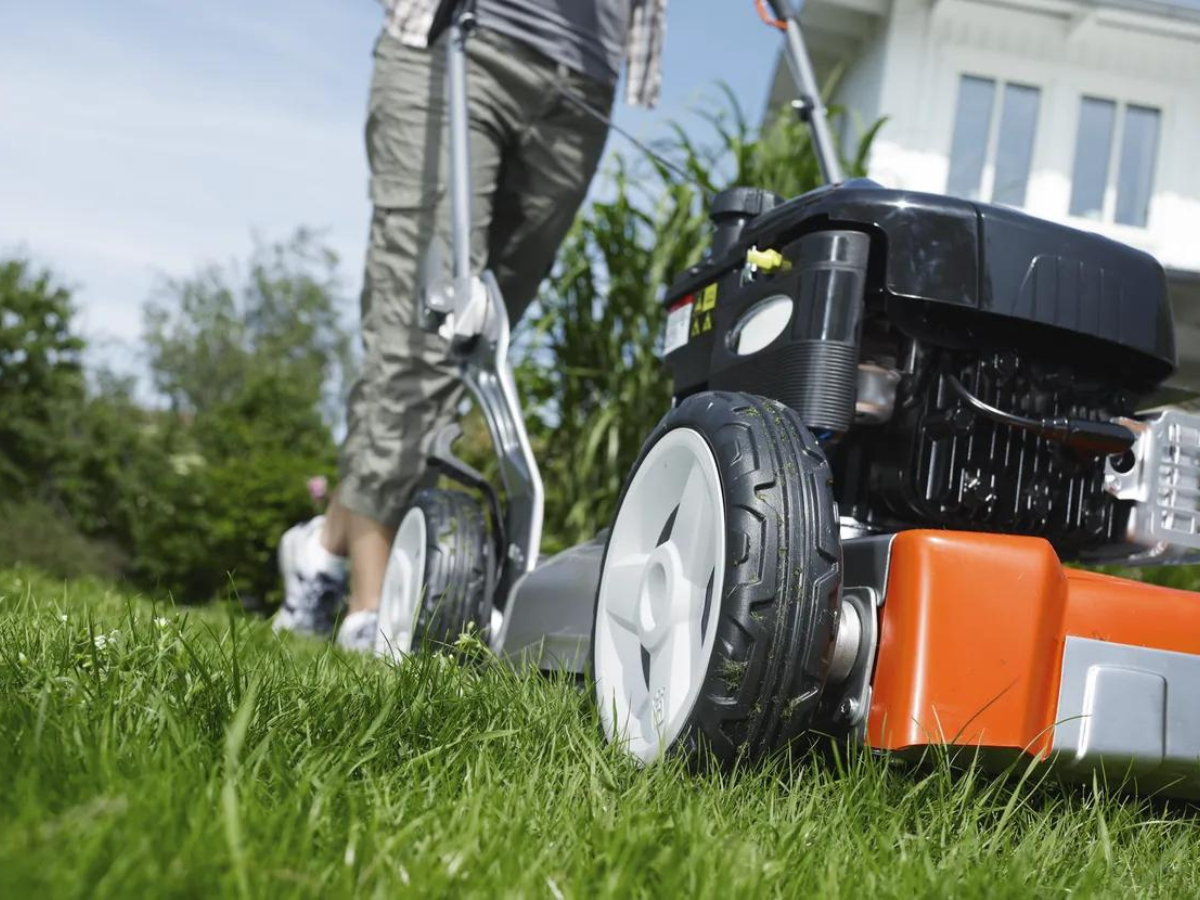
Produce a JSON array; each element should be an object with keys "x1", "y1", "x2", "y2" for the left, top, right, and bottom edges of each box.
[
  {"x1": 374, "y1": 488, "x2": 490, "y2": 661},
  {"x1": 592, "y1": 391, "x2": 842, "y2": 765}
]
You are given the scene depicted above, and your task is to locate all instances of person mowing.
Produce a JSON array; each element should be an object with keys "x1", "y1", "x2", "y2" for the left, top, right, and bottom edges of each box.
[{"x1": 274, "y1": 0, "x2": 668, "y2": 650}]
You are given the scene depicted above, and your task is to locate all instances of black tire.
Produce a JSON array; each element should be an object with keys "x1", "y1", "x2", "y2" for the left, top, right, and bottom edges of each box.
[
  {"x1": 592, "y1": 391, "x2": 842, "y2": 765},
  {"x1": 409, "y1": 488, "x2": 490, "y2": 650}
]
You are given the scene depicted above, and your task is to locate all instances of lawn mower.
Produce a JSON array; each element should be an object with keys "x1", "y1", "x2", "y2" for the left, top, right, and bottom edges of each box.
[{"x1": 375, "y1": 0, "x2": 1200, "y2": 799}]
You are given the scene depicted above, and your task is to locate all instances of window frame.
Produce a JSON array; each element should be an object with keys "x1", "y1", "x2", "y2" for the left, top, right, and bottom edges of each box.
[
  {"x1": 946, "y1": 74, "x2": 998, "y2": 202},
  {"x1": 990, "y1": 81, "x2": 1042, "y2": 209},
  {"x1": 945, "y1": 73, "x2": 1043, "y2": 208},
  {"x1": 1068, "y1": 95, "x2": 1163, "y2": 230}
]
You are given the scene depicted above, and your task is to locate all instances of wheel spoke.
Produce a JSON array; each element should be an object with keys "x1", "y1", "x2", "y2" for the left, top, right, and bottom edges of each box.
[
  {"x1": 647, "y1": 619, "x2": 700, "y2": 733},
  {"x1": 602, "y1": 555, "x2": 648, "y2": 631},
  {"x1": 670, "y1": 460, "x2": 714, "y2": 584},
  {"x1": 600, "y1": 678, "x2": 652, "y2": 748},
  {"x1": 625, "y1": 688, "x2": 657, "y2": 750}
]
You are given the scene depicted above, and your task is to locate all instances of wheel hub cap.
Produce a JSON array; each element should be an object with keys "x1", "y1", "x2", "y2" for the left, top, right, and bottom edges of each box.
[
  {"x1": 638, "y1": 543, "x2": 686, "y2": 647},
  {"x1": 594, "y1": 427, "x2": 726, "y2": 763},
  {"x1": 375, "y1": 507, "x2": 427, "y2": 662}
]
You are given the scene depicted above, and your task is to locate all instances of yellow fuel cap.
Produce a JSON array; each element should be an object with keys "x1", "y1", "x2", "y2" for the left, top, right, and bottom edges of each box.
[{"x1": 746, "y1": 247, "x2": 785, "y2": 272}]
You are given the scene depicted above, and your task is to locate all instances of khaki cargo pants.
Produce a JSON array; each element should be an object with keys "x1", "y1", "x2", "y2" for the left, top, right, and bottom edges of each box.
[{"x1": 339, "y1": 28, "x2": 613, "y2": 526}]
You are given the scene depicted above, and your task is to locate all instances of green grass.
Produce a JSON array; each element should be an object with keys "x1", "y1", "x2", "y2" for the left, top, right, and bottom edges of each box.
[{"x1": 1, "y1": 568, "x2": 1198, "y2": 898}]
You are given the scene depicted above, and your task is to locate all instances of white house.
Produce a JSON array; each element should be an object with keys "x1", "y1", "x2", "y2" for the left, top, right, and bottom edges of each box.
[{"x1": 769, "y1": 0, "x2": 1200, "y2": 382}]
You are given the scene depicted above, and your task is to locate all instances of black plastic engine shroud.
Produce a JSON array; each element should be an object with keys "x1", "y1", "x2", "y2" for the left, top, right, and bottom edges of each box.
[{"x1": 665, "y1": 181, "x2": 1176, "y2": 390}]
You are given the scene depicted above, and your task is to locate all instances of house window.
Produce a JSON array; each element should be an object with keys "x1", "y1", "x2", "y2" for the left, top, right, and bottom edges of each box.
[
  {"x1": 947, "y1": 77, "x2": 995, "y2": 200},
  {"x1": 1069, "y1": 98, "x2": 1116, "y2": 220},
  {"x1": 946, "y1": 75, "x2": 1041, "y2": 207},
  {"x1": 991, "y1": 85, "x2": 1040, "y2": 207},
  {"x1": 1069, "y1": 97, "x2": 1160, "y2": 228},
  {"x1": 1115, "y1": 105, "x2": 1161, "y2": 227}
]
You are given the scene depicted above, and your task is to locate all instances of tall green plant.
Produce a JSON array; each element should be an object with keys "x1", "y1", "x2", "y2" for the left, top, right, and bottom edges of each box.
[{"x1": 520, "y1": 95, "x2": 882, "y2": 552}]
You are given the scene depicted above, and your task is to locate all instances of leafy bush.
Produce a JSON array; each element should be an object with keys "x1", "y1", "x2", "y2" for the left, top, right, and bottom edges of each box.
[
  {"x1": 130, "y1": 233, "x2": 348, "y2": 604},
  {"x1": 0, "y1": 499, "x2": 124, "y2": 581},
  {"x1": 131, "y1": 369, "x2": 335, "y2": 607},
  {"x1": 0, "y1": 233, "x2": 347, "y2": 606},
  {"x1": 0, "y1": 259, "x2": 85, "y2": 498},
  {"x1": 49, "y1": 376, "x2": 170, "y2": 555}
]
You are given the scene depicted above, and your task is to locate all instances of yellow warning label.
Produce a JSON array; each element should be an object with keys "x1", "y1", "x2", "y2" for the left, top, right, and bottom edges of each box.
[{"x1": 690, "y1": 284, "x2": 718, "y2": 337}]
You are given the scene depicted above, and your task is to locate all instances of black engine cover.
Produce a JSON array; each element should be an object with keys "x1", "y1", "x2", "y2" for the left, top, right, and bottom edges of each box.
[{"x1": 665, "y1": 181, "x2": 1176, "y2": 389}]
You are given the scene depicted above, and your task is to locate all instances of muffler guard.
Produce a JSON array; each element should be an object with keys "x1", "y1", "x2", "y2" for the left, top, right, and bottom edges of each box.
[{"x1": 865, "y1": 531, "x2": 1200, "y2": 799}]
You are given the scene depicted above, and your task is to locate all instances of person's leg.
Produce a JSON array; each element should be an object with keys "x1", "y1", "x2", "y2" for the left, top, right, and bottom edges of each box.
[
  {"x1": 317, "y1": 492, "x2": 392, "y2": 613},
  {"x1": 333, "y1": 31, "x2": 508, "y2": 616},
  {"x1": 318, "y1": 493, "x2": 351, "y2": 556},
  {"x1": 485, "y1": 61, "x2": 615, "y2": 323},
  {"x1": 285, "y1": 31, "x2": 595, "y2": 639}
]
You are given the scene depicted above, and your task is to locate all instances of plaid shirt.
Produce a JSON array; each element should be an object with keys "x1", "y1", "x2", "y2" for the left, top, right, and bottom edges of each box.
[{"x1": 379, "y1": 0, "x2": 668, "y2": 108}]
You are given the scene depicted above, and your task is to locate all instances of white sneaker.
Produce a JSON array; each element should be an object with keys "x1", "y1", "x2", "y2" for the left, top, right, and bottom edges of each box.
[
  {"x1": 273, "y1": 517, "x2": 348, "y2": 637},
  {"x1": 336, "y1": 609, "x2": 380, "y2": 653}
]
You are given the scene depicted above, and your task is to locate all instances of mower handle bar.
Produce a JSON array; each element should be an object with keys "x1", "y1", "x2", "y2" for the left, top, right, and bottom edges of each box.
[
  {"x1": 447, "y1": 3, "x2": 475, "y2": 306},
  {"x1": 436, "y1": 0, "x2": 546, "y2": 607},
  {"x1": 768, "y1": 0, "x2": 845, "y2": 185}
]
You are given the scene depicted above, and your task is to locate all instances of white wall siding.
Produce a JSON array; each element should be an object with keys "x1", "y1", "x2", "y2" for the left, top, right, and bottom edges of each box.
[
  {"x1": 833, "y1": 21, "x2": 889, "y2": 153},
  {"x1": 841, "y1": 0, "x2": 1200, "y2": 273}
]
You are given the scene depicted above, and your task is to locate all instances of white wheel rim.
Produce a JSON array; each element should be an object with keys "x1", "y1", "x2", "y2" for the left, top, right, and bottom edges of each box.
[
  {"x1": 375, "y1": 507, "x2": 427, "y2": 662},
  {"x1": 594, "y1": 427, "x2": 726, "y2": 764}
]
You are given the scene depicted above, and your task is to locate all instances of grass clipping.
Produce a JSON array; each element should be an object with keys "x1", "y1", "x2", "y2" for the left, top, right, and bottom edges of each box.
[{"x1": 1, "y1": 568, "x2": 1198, "y2": 898}]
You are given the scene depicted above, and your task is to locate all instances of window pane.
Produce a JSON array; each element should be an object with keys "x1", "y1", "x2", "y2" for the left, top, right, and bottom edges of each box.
[
  {"x1": 1069, "y1": 97, "x2": 1116, "y2": 219},
  {"x1": 946, "y1": 76, "x2": 996, "y2": 200},
  {"x1": 991, "y1": 83, "x2": 1040, "y2": 207},
  {"x1": 1114, "y1": 104, "x2": 1160, "y2": 228}
]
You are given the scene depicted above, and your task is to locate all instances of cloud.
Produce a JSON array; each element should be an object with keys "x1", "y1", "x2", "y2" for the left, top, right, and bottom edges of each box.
[{"x1": 0, "y1": 0, "x2": 377, "y2": 370}]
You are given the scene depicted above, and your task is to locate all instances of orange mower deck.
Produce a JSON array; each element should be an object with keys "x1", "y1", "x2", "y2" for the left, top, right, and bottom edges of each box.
[{"x1": 864, "y1": 531, "x2": 1200, "y2": 796}]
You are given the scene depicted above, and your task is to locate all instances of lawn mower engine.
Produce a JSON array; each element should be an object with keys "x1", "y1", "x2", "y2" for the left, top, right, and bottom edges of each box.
[
  {"x1": 663, "y1": 183, "x2": 1192, "y2": 565},
  {"x1": 588, "y1": 180, "x2": 1200, "y2": 798}
]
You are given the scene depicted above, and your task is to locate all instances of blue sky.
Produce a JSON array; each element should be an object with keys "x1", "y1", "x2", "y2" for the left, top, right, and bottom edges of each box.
[{"x1": 0, "y1": 0, "x2": 782, "y2": 374}]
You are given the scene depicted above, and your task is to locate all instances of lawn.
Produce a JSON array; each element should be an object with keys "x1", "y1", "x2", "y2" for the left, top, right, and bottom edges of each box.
[{"x1": 1, "y1": 567, "x2": 1198, "y2": 898}]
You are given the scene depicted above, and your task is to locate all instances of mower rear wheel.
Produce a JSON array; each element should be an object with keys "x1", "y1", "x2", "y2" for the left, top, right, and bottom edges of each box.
[
  {"x1": 592, "y1": 391, "x2": 842, "y2": 765},
  {"x1": 374, "y1": 488, "x2": 490, "y2": 662}
]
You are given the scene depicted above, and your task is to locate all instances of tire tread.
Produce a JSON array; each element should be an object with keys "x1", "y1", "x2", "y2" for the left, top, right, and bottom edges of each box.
[
  {"x1": 410, "y1": 488, "x2": 489, "y2": 650},
  {"x1": 595, "y1": 391, "x2": 842, "y2": 765}
]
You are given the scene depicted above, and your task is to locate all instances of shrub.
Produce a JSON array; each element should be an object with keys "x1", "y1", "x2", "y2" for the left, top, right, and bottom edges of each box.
[
  {"x1": 129, "y1": 367, "x2": 337, "y2": 607},
  {"x1": 0, "y1": 500, "x2": 124, "y2": 581},
  {"x1": 0, "y1": 234, "x2": 347, "y2": 607},
  {"x1": 126, "y1": 232, "x2": 349, "y2": 605},
  {"x1": 0, "y1": 259, "x2": 85, "y2": 498}
]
